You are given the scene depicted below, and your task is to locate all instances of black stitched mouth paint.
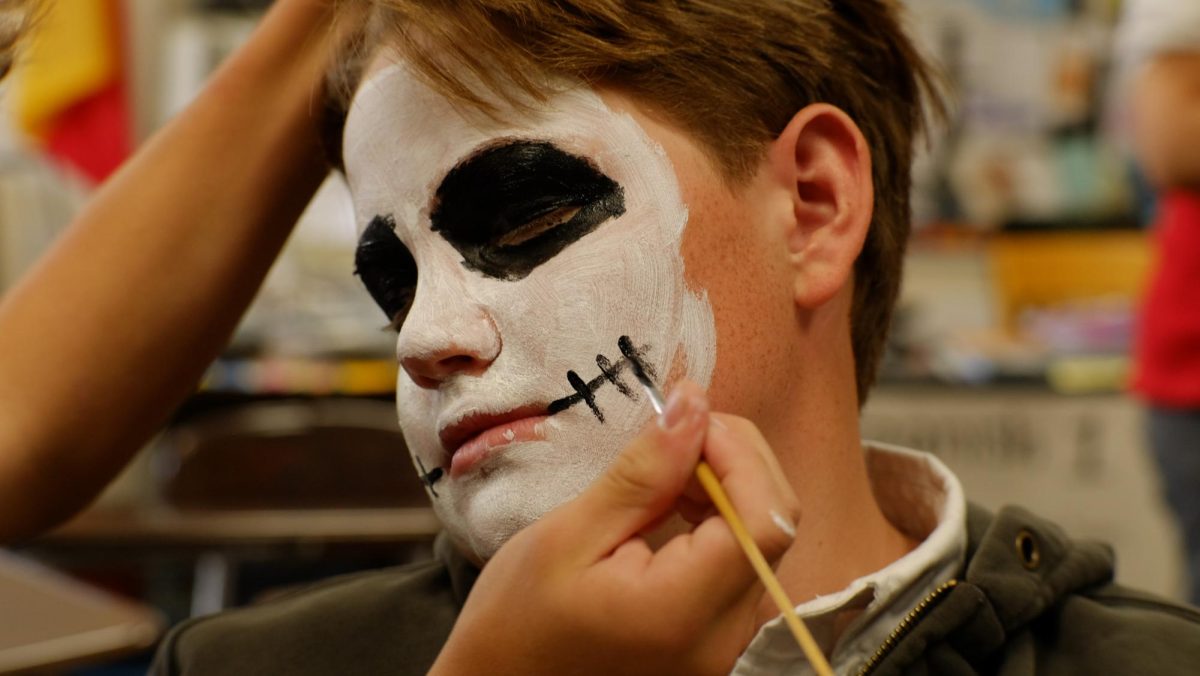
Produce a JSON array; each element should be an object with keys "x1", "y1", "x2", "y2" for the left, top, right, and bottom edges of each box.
[
  {"x1": 548, "y1": 336, "x2": 655, "y2": 421},
  {"x1": 415, "y1": 336, "x2": 653, "y2": 492},
  {"x1": 416, "y1": 456, "x2": 444, "y2": 497},
  {"x1": 596, "y1": 354, "x2": 634, "y2": 399},
  {"x1": 430, "y1": 139, "x2": 626, "y2": 281},
  {"x1": 567, "y1": 370, "x2": 604, "y2": 423},
  {"x1": 618, "y1": 335, "x2": 659, "y2": 382},
  {"x1": 621, "y1": 337, "x2": 666, "y2": 415}
]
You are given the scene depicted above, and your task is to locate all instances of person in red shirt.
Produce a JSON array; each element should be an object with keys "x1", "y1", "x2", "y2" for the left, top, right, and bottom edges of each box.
[{"x1": 1121, "y1": 0, "x2": 1200, "y2": 605}]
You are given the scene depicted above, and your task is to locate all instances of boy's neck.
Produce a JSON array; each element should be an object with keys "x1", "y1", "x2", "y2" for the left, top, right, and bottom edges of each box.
[
  {"x1": 759, "y1": 461, "x2": 917, "y2": 629},
  {"x1": 754, "y1": 382, "x2": 918, "y2": 632}
]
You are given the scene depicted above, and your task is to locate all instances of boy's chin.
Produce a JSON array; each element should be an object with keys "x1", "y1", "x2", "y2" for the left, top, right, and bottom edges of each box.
[
  {"x1": 433, "y1": 442, "x2": 616, "y2": 562},
  {"x1": 448, "y1": 503, "x2": 693, "y2": 566},
  {"x1": 439, "y1": 480, "x2": 574, "y2": 563}
]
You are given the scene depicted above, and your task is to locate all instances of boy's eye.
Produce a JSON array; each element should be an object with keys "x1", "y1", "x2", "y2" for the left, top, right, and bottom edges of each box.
[
  {"x1": 355, "y1": 215, "x2": 417, "y2": 330},
  {"x1": 496, "y1": 206, "x2": 582, "y2": 248},
  {"x1": 430, "y1": 140, "x2": 625, "y2": 281}
]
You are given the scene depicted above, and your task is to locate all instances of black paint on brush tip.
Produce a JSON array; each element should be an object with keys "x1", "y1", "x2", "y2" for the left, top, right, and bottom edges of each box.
[
  {"x1": 619, "y1": 335, "x2": 659, "y2": 390},
  {"x1": 595, "y1": 354, "x2": 634, "y2": 398},
  {"x1": 355, "y1": 215, "x2": 417, "y2": 329},
  {"x1": 548, "y1": 336, "x2": 656, "y2": 422},
  {"x1": 430, "y1": 139, "x2": 626, "y2": 281}
]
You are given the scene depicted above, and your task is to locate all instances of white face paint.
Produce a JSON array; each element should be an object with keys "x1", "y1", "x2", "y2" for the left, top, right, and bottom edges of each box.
[{"x1": 344, "y1": 58, "x2": 717, "y2": 561}]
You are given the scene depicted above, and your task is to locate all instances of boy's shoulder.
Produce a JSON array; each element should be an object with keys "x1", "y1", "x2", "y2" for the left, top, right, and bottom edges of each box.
[
  {"x1": 152, "y1": 535, "x2": 472, "y2": 676},
  {"x1": 873, "y1": 503, "x2": 1200, "y2": 675},
  {"x1": 152, "y1": 506, "x2": 1200, "y2": 675}
]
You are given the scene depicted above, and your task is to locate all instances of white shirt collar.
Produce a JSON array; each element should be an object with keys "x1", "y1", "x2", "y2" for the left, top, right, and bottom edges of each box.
[{"x1": 732, "y1": 443, "x2": 968, "y2": 675}]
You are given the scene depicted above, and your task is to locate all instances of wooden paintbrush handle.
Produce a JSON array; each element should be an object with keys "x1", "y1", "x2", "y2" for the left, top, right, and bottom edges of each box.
[{"x1": 694, "y1": 461, "x2": 834, "y2": 676}]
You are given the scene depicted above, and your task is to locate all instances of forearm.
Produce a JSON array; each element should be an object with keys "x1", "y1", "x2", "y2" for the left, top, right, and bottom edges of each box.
[
  {"x1": 1132, "y1": 52, "x2": 1200, "y2": 191},
  {"x1": 0, "y1": 0, "x2": 365, "y2": 541}
]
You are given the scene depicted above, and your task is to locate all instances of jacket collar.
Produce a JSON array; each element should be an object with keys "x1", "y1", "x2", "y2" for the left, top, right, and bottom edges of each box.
[
  {"x1": 964, "y1": 504, "x2": 1115, "y2": 629},
  {"x1": 735, "y1": 444, "x2": 967, "y2": 675},
  {"x1": 866, "y1": 504, "x2": 1116, "y2": 673}
]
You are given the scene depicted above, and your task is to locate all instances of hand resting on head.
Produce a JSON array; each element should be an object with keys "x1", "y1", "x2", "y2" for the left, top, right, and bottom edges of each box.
[{"x1": 0, "y1": 0, "x2": 365, "y2": 543}]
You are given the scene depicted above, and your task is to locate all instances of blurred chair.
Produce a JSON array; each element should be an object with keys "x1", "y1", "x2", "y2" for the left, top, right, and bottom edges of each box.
[
  {"x1": 152, "y1": 397, "x2": 434, "y2": 616},
  {"x1": 159, "y1": 398, "x2": 426, "y2": 511}
]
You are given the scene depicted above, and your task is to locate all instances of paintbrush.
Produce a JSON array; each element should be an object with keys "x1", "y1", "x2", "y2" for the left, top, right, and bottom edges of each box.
[{"x1": 629, "y1": 363, "x2": 834, "y2": 676}]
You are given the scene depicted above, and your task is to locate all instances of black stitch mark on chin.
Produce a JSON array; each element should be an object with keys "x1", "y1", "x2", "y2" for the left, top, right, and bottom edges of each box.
[
  {"x1": 415, "y1": 456, "x2": 443, "y2": 498},
  {"x1": 547, "y1": 336, "x2": 654, "y2": 421}
]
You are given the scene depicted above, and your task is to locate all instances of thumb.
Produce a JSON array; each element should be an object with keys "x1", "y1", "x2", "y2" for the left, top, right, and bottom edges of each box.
[{"x1": 558, "y1": 381, "x2": 709, "y2": 562}]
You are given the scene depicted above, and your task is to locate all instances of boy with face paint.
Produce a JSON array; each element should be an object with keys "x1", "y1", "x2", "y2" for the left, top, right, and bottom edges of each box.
[
  {"x1": 154, "y1": 2, "x2": 1200, "y2": 674},
  {"x1": 350, "y1": 69, "x2": 723, "y2": 561}
]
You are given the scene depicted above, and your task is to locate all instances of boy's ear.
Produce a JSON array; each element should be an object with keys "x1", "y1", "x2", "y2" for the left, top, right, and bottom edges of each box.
[{"x1": 767, "y1": 103, "x2": 873, "y2": 310}]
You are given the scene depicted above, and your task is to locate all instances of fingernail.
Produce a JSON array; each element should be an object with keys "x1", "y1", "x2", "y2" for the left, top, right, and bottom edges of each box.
[
  {"x1": 709, "y1": 417, "x2": 728, "y2": 431},
  {"x1": 771, "y1": 510, "x2": 797, "y2": 539},
  {"x1": 659, "y1": 388, "x2": 692, "y2": 431}
]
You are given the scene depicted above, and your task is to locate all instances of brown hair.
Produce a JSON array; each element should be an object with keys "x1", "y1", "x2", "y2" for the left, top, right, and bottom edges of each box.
[
  {"x1": 335, "y1": 0, "x2": 943, "y2": 404},
  {"x1": 0, "y1": 0, "x2": 39, "y2": 81}
]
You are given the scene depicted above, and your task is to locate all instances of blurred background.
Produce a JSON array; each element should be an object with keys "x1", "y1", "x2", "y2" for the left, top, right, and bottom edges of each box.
[{"x1": 0, "y1": 0, "x2": 1188, "y2": 673}]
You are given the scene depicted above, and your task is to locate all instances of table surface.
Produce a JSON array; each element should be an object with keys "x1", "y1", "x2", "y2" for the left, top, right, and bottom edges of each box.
[{"x1": 0, "y1": 551, "x2": 163, "y2": 674}]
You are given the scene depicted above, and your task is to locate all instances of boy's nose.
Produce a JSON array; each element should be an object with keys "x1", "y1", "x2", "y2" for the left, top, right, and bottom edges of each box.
[{"x1": 396, "y1": 303, "x2": 501, "y2": 389}]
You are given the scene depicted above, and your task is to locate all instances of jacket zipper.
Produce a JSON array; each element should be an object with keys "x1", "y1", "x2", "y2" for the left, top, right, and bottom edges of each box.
[{"x1": 856, "y1": 579, "x2": 959, "y2": 676}]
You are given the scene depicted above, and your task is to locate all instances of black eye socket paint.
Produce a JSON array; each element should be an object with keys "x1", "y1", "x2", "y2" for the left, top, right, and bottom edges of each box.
[
  {"x1": 355, "y1": 215, "x2": 417, "y2": 328},
  {"x1": 430, "y1": 140, "x2": 626, "y2": 281}
]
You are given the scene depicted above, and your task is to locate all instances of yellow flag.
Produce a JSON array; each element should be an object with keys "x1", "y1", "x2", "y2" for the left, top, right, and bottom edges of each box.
[{"x1": 11, "y1": 0, "x2": 119, "y2": 140}]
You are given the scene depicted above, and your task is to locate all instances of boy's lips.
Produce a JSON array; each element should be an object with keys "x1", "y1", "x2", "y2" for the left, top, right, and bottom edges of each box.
[{"x1": 439, "y1": 406, "x2": 552, "y2": 478}]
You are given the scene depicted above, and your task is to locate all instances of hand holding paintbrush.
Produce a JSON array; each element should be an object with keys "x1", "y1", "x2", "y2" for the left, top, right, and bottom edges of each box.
[
  {"x1": 431, "y1": 381, "x2": 809, "y2": 675},
  {"x1": 629, "y1": 367, "x2": 834, "y2": 676}
]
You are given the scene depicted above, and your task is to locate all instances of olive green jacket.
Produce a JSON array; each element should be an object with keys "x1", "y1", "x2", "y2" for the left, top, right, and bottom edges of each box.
[{"x1": 152, "y1": 505, "x2": 1200, "y2": 674}]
